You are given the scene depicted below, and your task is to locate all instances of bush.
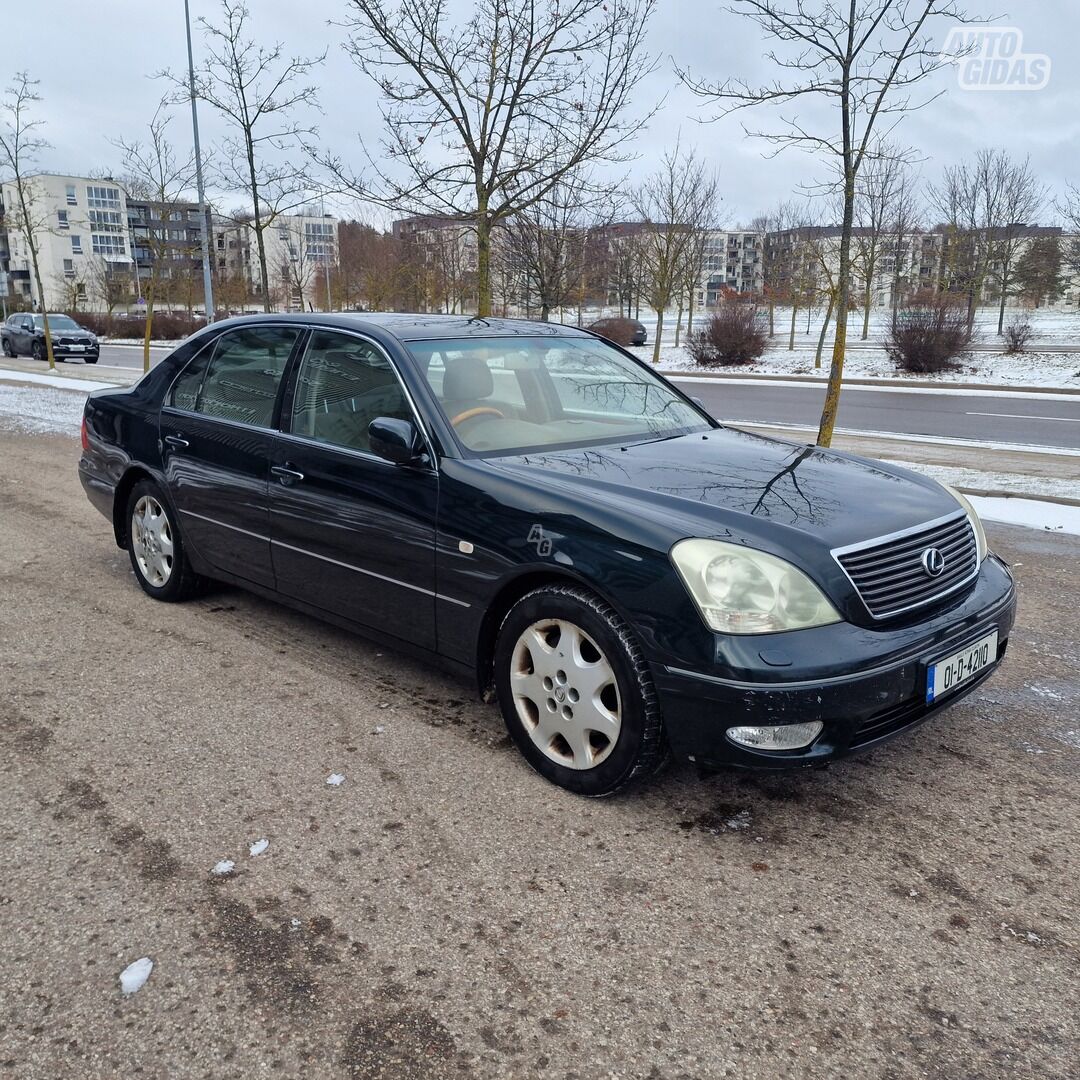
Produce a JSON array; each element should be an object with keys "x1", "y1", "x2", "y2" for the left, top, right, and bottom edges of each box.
[
  {"x1": 587, "y1": 317, "x2": 641, "y2": 347},
  {"x1": 686, "y1": 302, "x2": 769, "y2": 367},
  {"x1": 1003, "y1": 315, "x2": 1033, "y2": 355},
  {"x1": 884, "y1": 294, "x2": 974, "y2": 373},
  {"x1": 62, "y1": 311, "x2": 207, "y2": 340}
]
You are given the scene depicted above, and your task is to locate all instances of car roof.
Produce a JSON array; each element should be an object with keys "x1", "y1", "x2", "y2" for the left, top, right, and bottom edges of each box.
[{"x1": 205, "y1": 312, "x2": 596, "y2": 343}]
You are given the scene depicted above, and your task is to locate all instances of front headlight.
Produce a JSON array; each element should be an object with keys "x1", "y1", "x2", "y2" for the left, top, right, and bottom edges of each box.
[
  {"x1": 670, "y1": 538, "x2": 841, "y2": 634},
  {"x1": 942, "y1": 484, "x2": 988, "y2": 562}
]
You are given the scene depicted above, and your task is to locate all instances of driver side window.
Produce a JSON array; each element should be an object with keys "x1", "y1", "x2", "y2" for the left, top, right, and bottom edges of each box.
[{"x1": 289, "y1": 331, "x2": 412, "y2": 454}]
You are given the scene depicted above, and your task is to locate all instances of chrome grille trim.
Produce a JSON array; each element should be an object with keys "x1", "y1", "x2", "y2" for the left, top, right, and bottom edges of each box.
[{"x1": 832, "y1": 510, "x2": 980, "y2": 620}]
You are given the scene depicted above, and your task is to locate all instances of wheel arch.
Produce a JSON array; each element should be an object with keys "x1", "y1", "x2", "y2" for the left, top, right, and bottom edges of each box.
[
  {"x1": 474, "y1": 566, "x2": 636, "y2": 700},
  {"x1": 112, "y1": 466, "x2": 159, "y2": 549}
]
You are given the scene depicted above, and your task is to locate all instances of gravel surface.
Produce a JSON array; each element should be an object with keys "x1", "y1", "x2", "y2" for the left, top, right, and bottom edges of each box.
[{"x1": 1, "y1": 427, "x2": 1078, "y2": 1079}]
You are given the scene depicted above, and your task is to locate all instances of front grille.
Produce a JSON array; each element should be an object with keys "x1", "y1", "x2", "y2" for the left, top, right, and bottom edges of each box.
[
  {"x1": 836, "y1": 513, "x2": 978, "y2": 619},
  {"x1": 57, "y1": 336, "x2": 91, "y2": 346}
]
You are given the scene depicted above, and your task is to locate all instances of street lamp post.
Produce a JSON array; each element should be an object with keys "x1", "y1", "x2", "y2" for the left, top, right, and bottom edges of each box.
[{"x1": 184, "y1": 0, "x2": 215, "y2": 323}]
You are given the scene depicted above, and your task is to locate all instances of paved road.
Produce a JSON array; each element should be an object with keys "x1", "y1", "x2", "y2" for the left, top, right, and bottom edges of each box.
[
  {"x1": 1, "y1": 424, "x2": 1078, "y2": 1078},
  {"x1": 74, "y1": 344, "x2": 1080, "y2": 451},
  {"x1": 673, "y1": 377, "x2": 1080, "y2": 451}
]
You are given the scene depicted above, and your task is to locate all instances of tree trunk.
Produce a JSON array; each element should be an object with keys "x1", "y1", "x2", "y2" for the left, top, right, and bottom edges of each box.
[
  {"x1": 861, "y1": 277, "x2": 872, "y2": 340},
  {"x1": 142, "y1": 274, "x2": 156, "y2": 374},
  {"x1": 539, "y1": 301, "x2": 550, "y2": 322},
  {"x1": 687, "y1": 290, "x2": 696, "y2": 343},
  {"x1": 652, "y1": 311, "x2": 663, "y2": 365},
  {"x1": 674, "y1": 301, "x2": 684, "y2": 347},
  {"x1": 817, "y1": 165, "x2": 856, "y2": 448},
  {"x1": 30, "y1": 261, "x2": 55, "y2": 370},
  {"x1": 788, "y1": 300, "x2": 798, "y2": 350},
  {"x1": 475, "y1": 211, "x2": 492, "y2": 317},
  {"x1": 244, "y1": 135, "x2": 272, "y2": 313},
  {"x1": 815, "y1": 294, "x2": 835, "y2": 369},
  {"x1": 997, "y1": 271, "x2": 1008, "y2": 335},
  {"x1": 768, "y1": 298, "x2": 775, "y2": 336}
]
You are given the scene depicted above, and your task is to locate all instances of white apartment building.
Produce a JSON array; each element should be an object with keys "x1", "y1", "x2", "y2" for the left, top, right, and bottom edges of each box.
[
  {"x1": 698, "y1": 230, "x2": 765, "y2": 303},
  {"x1": 0, "y1": 173, "x2": 132, "y2": 310},
  {"x1": 259, "y1": 213, "x2": 339, "y2": 311}
]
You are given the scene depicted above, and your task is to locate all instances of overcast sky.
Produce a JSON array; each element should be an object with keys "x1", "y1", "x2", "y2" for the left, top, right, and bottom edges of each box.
[{"x1": 9, "y1": 1, "x2": 1077, "y2": 228}]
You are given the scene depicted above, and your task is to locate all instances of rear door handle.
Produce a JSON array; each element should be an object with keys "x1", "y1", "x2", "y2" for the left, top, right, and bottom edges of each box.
[
  {"x1": 271, "y1": 464, "x2": 305, "y2": 484},
  {"x1": 164, "y1": 434, "x2": 189, "y2": 449}
]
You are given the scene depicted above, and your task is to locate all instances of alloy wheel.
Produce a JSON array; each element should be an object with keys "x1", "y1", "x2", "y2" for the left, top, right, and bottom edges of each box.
[
  {"x1": 510, "y1": 618, "x2": 621, "y2": 770},
  {"x1": 130, "y1": 495, "x2": 174, "y2": 588}
]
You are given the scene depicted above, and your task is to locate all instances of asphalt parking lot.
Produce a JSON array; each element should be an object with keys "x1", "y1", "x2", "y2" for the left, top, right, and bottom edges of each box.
[{"x1": 1, "y1": 427, "x2": 1078, "y2": 1079}]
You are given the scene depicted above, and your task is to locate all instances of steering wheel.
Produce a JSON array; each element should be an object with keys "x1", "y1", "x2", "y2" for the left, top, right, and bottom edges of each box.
[{"x1": 450, "y1": 406, "x2": 505, "y2": 428}]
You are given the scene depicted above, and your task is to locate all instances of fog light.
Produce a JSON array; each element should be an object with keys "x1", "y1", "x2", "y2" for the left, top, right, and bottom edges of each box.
[{"x1": 727, "y1": 722, "x2": 823, "y2": 750}]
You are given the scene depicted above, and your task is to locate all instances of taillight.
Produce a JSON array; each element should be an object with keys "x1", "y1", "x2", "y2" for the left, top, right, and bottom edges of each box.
[{"x1": 80, "y1": 417, "x2": 89, "y2": 451}]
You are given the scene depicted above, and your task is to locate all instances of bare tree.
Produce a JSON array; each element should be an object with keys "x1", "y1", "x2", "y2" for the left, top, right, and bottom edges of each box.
[
  {"x1": 755, "y1": 201, "x2": 803, "y2": 336},
  {"x1": 499, "y1": 169, "x2": 615, "y2": 322},
  {"x1": 113, "y1": 101, "x2": 198, "y2": 370},
  {"x1": 86, "y1": 256, "x2": 133, "y2": 321},
  {"x1": 930, "y1": 150, "x2": 1047, "y2": 335},
  {"x1": 51, "y1": 265, "x2": 88, "y2": 313},
  {"x1": 886, "y1": 166, "x2": 922, "y2": 312},
  {"x1": 167, "y1": 1, "x2": 323, "y2": 312},
  {"x1": 0, "y1": 73, "x2": 56, "y2": 368},
  {"x1": 1056, "y1": 184, "x2": 1080, "y2": 305},
  {"x1": 852, "y1": 147, "x2": 908, "y2": 339},
  {"x1": 321, "y1": 0, "x2": 657, "y2": 317},
  {"x1": 681, "y1": 0, "x2": 973, "y2": 446},
  {"x1": 634, "y1": 143, "x2": 719, "y2": 363}
]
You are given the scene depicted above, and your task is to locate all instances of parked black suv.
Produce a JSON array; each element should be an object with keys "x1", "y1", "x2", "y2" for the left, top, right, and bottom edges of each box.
[{"x1": 1, "y1": 313, "x2": 100, "y2": 363}]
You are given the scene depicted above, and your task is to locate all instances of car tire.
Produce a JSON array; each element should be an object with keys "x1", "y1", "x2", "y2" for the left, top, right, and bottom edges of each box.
[
  {"x1": 494, "y1": 584, "x2": 666, "y2": 797},
  {"x1": 31, "y1": 341, "x2": 46, "y2": 362},
  {"x1": 1, "y1": 337, "x2": 13, "y2": 358},
  {"x1": 85, "y1": 356, "x2": 98, "y2": 364},
  {"x1": 125, "y1": 480, "x2": 201, "y2": 602}
]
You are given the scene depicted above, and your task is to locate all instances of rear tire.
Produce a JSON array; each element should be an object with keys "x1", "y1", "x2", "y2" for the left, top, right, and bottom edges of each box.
[
  {"x1": 493, "y1": 584, "x2": 666, "y2": 797},
  {"x1": 125, "y1": 480, "x2": 201, "y2": 601},
  {"x1": 1, "y1": 337, "x2": 13, "y2": 358}
]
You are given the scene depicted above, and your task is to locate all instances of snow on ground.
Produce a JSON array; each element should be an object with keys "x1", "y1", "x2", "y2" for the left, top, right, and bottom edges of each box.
[
  {"x1": 968, "y1": 496, "x2": 1080, "y2": 536},
  {"x1": 879, "y1": 461, "x2": 1080, "y2": 503},
  {"x1": 635, "y1": 344, "x2": 1080, "y2": 388},
  {"x1": 249, "y1": 838, "x2": 269, "y2": 856},
  {"x1": 0, "y1": 369, "x2": 120, "y2": 392},
  {"x1": 0, "y1": 383, "x2": 89, "y2": 435}
]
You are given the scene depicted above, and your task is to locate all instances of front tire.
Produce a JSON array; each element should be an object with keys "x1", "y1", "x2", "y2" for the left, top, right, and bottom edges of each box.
[
  {"x1": 494, "y1": 585, "x2": 665, "y2": 796},
  {"x1": 125, "y1": 480, "x2": 200, "y2": 601},
  {"x1": 31, "y1": 340, "x2": 46, "y2": 362}
]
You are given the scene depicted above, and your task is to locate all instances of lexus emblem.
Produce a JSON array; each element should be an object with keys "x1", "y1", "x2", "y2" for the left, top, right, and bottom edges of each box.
[{"x1": 921, "y1": 547, "x2": 946, "y2": 577}]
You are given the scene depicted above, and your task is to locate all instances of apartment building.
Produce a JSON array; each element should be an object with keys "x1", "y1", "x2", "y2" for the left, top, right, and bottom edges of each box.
[
  {"x1": 392, "y1": 214, "x2": 481, "y2": 313},
  {"x1": 127, "y1": 197, "x2": 207, "y2": 306},
  {"x1": 0, "y1": 173, "x2": 131, "y2": 309},
  {"x1": 698, "y1": 230, "x2": 765, "y2": 302},
  {"x1": 257, "y1": 212, "x2": 339, "y2": 311}
]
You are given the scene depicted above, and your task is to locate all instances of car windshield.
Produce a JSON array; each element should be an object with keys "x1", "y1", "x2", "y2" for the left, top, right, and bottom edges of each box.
[
  {"x1": 408, "y1": 336, "x2": 711, "y2": 455},
  {"x1": 35, "y1": 315, "x2": 81, "y2": 331}
]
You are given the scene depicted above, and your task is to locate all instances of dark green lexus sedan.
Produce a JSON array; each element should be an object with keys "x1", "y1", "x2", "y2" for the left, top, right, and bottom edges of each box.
[{"x1": 79, "y1": 314, "x2": 1016, "y2": 795}]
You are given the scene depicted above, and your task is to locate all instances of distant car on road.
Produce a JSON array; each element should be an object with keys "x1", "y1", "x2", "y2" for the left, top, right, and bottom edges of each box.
[
  {"x1": 588, "y1": 317, "x2": 647, "y2": 347},
  {"x1": 79, "y1": 313, "x2": 1015, "y2": 796},
  {"x1": 1, "y1": 313, "x2": 100, "y2": 363}
]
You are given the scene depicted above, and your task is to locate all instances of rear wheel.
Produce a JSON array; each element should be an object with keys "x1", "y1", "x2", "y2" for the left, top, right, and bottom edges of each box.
[
  {"x1": 494, "y1": 585, "x2": 666, "y2": 796},
  {"x1": 125, "y1": 480, "x2": 201, "y2": 601},
  {"x1": 2, "y1": 336, "x2": 13, "y2": 358}
]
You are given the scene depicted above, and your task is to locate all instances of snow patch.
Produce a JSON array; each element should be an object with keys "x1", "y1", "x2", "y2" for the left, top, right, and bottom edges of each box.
[
  {"x1": 967, "y1": 496, "x2": 1080, "y2": 536},
  {"x1": 326, "y1": 773, "x2": 345, "y2": 786},
  {"x1": 878, "y1": 461, "x2": 1080, "y2": 503},
  {"x1": 249, "y1": 839, "x2": 269, "y2": 857},
  {"x1": 119, "y1": 957, "x2": 153, "y2": 995},
  {"x1": 0, "y1": 383, "x2": 90, "y2": 435},
  {"x1": 211, "y1": 860, "x2": 235, "y2": 875},
  {"x1": 0, "y1": 369, "x2": 120, "y2": 392}
]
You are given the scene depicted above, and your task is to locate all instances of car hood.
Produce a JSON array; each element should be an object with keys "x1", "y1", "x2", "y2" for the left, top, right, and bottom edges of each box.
[{"x1": 487, "y1": 426, "x2": 960, "y2": 553}]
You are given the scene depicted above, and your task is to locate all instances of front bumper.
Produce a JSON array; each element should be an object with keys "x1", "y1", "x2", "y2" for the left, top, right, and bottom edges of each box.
[{"x1": 652, "y1": 554, "x2": 1016, "y2": 770}]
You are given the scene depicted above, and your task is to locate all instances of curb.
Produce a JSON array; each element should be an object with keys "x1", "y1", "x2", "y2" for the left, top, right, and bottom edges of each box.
[
  {"x1": 662, "y1": 369, "x2": 1080, "y2": 395},
  {"x1": 954, "y1": 488, "x2": 1080, "y2": 508}
]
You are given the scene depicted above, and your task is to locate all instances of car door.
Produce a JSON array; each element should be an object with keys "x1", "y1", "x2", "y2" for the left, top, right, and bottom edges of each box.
[
  {"x1": 160, "y1": 323, "x2": 302, "y2": 589},
  {"x1": 268, "y1": 328, "x2": 439, "y2": 650},
  {"x1": 12, "y1": 315, "x2": 32, "y2": 354}
]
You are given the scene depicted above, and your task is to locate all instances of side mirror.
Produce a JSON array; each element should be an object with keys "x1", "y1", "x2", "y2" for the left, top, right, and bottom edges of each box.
[{"x1": 369, "y1": 416, "x2": 424, "y2": 465}]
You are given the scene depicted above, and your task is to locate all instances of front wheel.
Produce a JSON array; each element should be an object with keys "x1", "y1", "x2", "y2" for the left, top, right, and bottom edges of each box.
[
  {"x1": 494, "y1": 585, "x2": 666, "y2": 797},
  {"x1": 125, "y1": 480, "x2": 201, "y2": 601},
  {"x1": 31, "y1": 340, "x2": 46, "y2": 362}
]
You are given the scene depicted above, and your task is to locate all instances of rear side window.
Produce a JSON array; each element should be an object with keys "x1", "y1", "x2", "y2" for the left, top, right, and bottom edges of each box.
[
  {"x1": 186, "y1": 326, "x2": 299, "y2": 427},
  {"x1": 289, "y1": 330, "x2": 411, "y2": 454}
]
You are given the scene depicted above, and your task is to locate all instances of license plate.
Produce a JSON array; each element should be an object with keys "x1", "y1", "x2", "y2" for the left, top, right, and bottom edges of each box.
[
  {"x1": 69, "y1": 344, "x2": 85, "y2": 350},
  {"x1": 926, "y1": 631, "x2": 998, "y2": 704}
]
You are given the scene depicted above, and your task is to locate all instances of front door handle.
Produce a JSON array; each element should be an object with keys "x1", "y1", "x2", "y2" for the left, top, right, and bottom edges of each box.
[
  {"x1": 271, "y1": 464, "x2": 305, "y2": 485},
  {"x1": 164, "y1": 434, "x2": 189, "y2": 449}
]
